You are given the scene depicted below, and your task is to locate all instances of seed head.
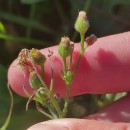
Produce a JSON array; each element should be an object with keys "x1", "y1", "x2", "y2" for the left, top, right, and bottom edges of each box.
[
  {"x1": 30, "y1": 48, "x2": 46, "y2": 66},
  {"x1": 17, "y1": 49, "x2": 31, "y2": 73},
  {"x1": 85, "y1": 34, "x2": 97, "y2": 46}
]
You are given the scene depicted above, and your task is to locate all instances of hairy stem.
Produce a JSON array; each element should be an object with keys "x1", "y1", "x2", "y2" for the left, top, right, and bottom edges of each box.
[
  {"x1": 50, "y1": 56, "x2": 54, "y2": 93},
  {"x1": 73, "y1": 33, "x2": 85, "y2": 76},
  {"x1": 49, "y1": 92, "x2": 62, "y2": 118},
  {"x1": 80, "y1": 34, "x2": 85, "y2": 52},
  {"x1": 68, "y1": 53, "x2": 72, "y2": 70},
  {"x1": 30, "y1": 56, "x2": 62, "y2": 118},
  {"x1": 62, "y1": 84, "x2": 71, "y2": 118},
  {"x1": 63, "y1": 57, "x2": 67, "y2": 74},
  {"x1": 40, "y1": 65, "x2": 44, "y2": 79}
]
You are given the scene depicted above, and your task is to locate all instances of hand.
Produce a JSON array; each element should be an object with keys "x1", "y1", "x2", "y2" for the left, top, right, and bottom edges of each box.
[{"x1": 8, "y1": 31, "x2": 130, "y2": 130}]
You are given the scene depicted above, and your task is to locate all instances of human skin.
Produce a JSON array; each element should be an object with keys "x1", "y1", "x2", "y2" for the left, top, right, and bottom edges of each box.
[{"x1": 8, "y1": 31, "x2": 130, "y2": 130}]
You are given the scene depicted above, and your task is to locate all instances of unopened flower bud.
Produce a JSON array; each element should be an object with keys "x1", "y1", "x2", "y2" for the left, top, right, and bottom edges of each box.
[
  {"x1": 30, "y1": 48, "x2": 46, "y2": 65},
  {"x1": 85, "y1": 34, "x2": 97, "y2": 46},
  {"x1": 29, "y1": 71, "x2": 41, "y2": 90},
  {"x1": 58, "y1": 37, "x2": 73, "y2": 59},
  {"x1": 75, "y1": 11, "x2": 89, "y2": 35}
]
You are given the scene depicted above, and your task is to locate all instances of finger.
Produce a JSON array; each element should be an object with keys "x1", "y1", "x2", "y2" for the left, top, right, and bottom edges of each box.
[
  {"x1": 28, "y1": 94, "x2": 130, "y2": 130},
  {"x1": 8, "y1": 31, "x2": 130, "y2": 97},
  {"x1": 27, "y1": 118, "x2": 130, "y2": 130},
  {"x1": 86, "y1": 94, "x2": 130, "y2": 123}
]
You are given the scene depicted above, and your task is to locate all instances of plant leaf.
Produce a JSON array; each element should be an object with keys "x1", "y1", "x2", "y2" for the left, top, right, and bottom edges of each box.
[
  {"x1": 0, "y1": 11, "x2": 55, "y2": 35},
  {"x1": 0, "y1": 85, "x2": 13, "y2": 130},
  {"x1": 0, "y1": 22, "x2": 6, "y2": 33},
  {"x1": 21, "y1": 0, "x2": 45, "y2": 4},
  {"x1": 91, "y1": 0, "x2": 130, "y2": 12},
  {"x1": 103, "y1": 0, "x2": 130, "y2": 12},
  {"x1": 0, "y1": 33, "x2": 50, "y2": 46}
]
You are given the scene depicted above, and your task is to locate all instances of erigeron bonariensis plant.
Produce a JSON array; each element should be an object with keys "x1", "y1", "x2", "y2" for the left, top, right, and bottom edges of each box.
[{"x1": 8, "y1": 11, "x2": 97, "y2": 119}]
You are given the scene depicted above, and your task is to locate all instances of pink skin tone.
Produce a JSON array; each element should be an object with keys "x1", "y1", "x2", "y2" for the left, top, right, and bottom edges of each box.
[{"x1": 8, "y1": 31, "x2": 130, "y2": 130}]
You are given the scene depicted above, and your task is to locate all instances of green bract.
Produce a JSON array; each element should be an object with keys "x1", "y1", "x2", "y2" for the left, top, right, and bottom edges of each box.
[{"x1": 29, "y1": 71, "x2": 41, "y2": 90}]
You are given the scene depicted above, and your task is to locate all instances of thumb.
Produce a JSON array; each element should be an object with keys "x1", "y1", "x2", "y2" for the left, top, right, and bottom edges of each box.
[{"x1": 27, "y1": 118, "x2": 130, "y2": 130}]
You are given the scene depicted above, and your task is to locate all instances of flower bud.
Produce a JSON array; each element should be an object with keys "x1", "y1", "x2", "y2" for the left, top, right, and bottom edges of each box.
[
  {"x1": 29, "y1": 71, "x2": 41, "y2": 90},
  {"x1": 30, "y1": 48, "x2": 46, "y2": 65},
  {"x1": 75, "y1": 11, "x2": 89, "y2": 35},
  {"x1": 58, "y1": 37, "x2": 73, "y2": 59},
  {"x1": 85, "y1": 34, "x2": 97, "y2": 46}
]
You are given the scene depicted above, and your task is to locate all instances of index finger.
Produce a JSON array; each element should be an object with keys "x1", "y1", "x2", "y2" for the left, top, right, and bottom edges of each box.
[{"x1": 8, "y1": 31, "x2": 130, "y2": 97}]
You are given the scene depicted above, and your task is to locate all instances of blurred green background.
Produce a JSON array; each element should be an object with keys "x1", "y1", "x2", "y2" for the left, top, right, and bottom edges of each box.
[{"x1": 0, "y1": 0, "x2": 130, "y2": 129}]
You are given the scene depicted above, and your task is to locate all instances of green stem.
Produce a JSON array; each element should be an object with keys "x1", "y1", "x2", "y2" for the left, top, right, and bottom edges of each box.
[
  {"x1": 68, "y1": 53, "x2": 72, "y2": 70},
  {"x1": 61, "y1": 33, "x2": 86, "y2": 118},
  {"x1": 62, "y1": 34, "x2": 86, "y2": 118},
  {"x1": 31, "y1": 62, "x2": 48, "y2": 91},
  {"x1": 109, "y1": 94, "x2": 116, "y2": 102},
  {"x1": 40, "y1": 65, "x2": 44, "y2": 79},
  {"x1": 62, "y1": 84, "x2": 71, "y2": 117},
  {"x1": 50, "y1": 56, "x2": 54, "y2": 93},
  {"x1": 73, "y1": 33, "x2": 85, "y2": 76},
  {"x1": 36, "y1": 102, "x2": 54, "y2": 119},
  {"x1": 31, "y1": 61, "x2": 62, "y2": 117},
  {"x1": 73, "y1": 52, "x2": 82, "y2": 76},
  {"x1": 80, "y1": 34, "x2": 85, "y2": 52},
  {"x1": 46, "y1": 103, "x2": 58, "y2": 119},
  {"x1": 38, "y1": 76, "x2": 61, "y2": 117},
  {"x1": 36, "y1": 90, "x2": 58, "y2": 119},
  {"x1": 30, "y1": 53, "x2": 63, "y2": 118},
  {"x1": 62, "y1": 56, "x2": 72, "y2": 117},
  {"x1": 50, "y1": 70, "x2": 54, "y2": 93},
  {"x1": 63, "y1": 58, "x2": 67, "y2": 74},
  {"x1": 26, "y1": 87, "x2": 58, "y2": 119},
  {"x1": 37, "y1": 93, "x2": 57, "y2": 119},
  {"x1": 38, "y1": 86, "x2": 61, "y2": 119},
  {"x1": 49, "y1": 92, "x2": 62, "y2": 118}
]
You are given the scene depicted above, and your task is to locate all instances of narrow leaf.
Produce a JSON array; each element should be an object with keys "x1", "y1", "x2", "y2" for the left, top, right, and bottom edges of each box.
[{"x1": 0, "y1": 84, "x2": 13, "y2": 130}]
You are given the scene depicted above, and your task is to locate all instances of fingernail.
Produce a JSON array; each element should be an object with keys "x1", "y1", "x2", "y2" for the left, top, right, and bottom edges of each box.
[{"x1": 28, "y1": 124, "x2": 69, "y2": 130}]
